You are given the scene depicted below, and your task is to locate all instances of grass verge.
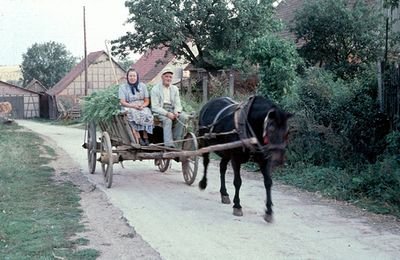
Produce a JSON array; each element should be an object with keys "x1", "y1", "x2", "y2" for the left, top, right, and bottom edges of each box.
[
  {"x1": 0, "y1": 123, "x2": 99, "y2": 259},
  {"x1": 274, "y1": 160, "x2": 400, "y2": 218}
]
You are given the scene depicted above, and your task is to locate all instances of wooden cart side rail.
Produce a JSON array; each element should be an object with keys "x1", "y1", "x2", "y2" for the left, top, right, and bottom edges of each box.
[{"x1": 98, "y1": 113, "x2": 136, "y2": 146}]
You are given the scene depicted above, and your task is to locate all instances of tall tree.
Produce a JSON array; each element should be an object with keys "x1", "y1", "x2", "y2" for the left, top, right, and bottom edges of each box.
[
  {"x1": 292, "y1": 0, "x2": 384, "y2": 79},
  {"x1": 111, "y1": 0, "x2": 279, "y2": 70},
  {"x1": 21, "y1": 41, "x2": 76, "y2": 88}
]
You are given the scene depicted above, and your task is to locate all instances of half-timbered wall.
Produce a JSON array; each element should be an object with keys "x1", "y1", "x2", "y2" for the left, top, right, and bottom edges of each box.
[
  {"x1": 58, "y1": 53, "x2": 125, "y2": 97},
  {"x1": 56, "y1": 53, "x2": 125, "y2": 110},
  {"x1": 0, "y1": 82, "x2": 40, "y2": 118}
]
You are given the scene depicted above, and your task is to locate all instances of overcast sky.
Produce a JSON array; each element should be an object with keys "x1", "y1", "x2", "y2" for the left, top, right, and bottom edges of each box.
[{"x1": 0, "y1": 0, "x2": 135, "y2": 65}]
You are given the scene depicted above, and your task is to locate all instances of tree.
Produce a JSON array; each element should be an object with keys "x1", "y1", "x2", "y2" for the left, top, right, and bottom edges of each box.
[
  {"x1": 21, "y1": 41, "x2": 76, "y2": 88},
  {"x1": 292, "y1": 0, "x2": 384, "y2": 79},
  {"x1": 247, "y1": 34, "x2": 301, "y2": 100},
  {"x1": 111, "y1": 0, "x2": 280, "y2": 70},
  {"x1": 117, "y1": 57, "x2": 135, "y2": 71}
]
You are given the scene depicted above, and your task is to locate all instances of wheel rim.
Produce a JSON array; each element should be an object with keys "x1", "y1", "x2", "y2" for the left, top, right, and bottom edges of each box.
[
  {"x1": 87, "y1": 122, "x2": 97, "y2": 174},
  {"x1": 181, "y1": 132, "x2": 198, "y2": 185},
  {"x1": 101, "y1": 132, "x2": 113, "y2": 188},
  {"x1": 157, "y1": 158, "x2": 170, "y2": 172}
]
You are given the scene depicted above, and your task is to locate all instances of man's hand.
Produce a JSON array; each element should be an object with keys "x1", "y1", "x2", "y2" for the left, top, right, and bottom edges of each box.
[{"x1": 167, "y1": 112, "x2": 176, "y2": 120}]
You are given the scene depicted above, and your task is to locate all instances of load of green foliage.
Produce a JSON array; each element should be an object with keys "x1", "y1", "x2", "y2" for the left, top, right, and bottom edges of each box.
[{"x1": 81, "y1": 85, "x2": 120, "y2": 123}]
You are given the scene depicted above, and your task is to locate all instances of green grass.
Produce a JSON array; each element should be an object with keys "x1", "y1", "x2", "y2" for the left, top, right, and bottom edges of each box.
[
  {"x1": 275, "y1": 162, "x2": 400, "y2": 218},
  {"x1": 0, "y1": 123, "x2": 99, "y2": 259}
]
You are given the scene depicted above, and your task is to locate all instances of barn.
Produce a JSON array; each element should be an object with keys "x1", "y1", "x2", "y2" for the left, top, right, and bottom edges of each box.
[
  {"x1": 25, "y1": 79, "x2": 50, "y2": 118},
  {"x1": 0, "y1": 80, "x2": 40, "y2": 118},
  {"x1": 46, "y1": 50, "x2": 126, "y2": 119}
]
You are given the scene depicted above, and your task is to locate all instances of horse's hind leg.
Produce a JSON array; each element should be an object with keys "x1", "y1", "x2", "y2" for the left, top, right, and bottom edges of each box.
[
  {"x1": 199, "y1": 152, "x2": 210, "y2": 190},
  {"x1": 220, "y1": 157, "x2": 231, "y2": 204},
  {"x1": 231, "y1": 157, "x2": 243, "y2": 216}
]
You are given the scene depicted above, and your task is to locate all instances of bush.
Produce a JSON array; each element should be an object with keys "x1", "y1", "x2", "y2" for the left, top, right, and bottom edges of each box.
[
  {"x1": 277, "y1": 67, "x2": 399, "y2": 216},
  {"x1": 283, "y1": 68, "x2": 389, "y2": 166},
  {"x1": 248, "y1": 34, "x2": 301, "y2": 101}
]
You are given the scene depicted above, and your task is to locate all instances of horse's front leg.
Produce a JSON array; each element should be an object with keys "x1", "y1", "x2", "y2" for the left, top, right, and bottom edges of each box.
[
  {"x1": 199, "y1": 152, "x2": 210, "y2": 189},
  {"x1": 219, "y1": 157, "x2": 231, "y2": 204},
  {"x1": 231, "y1": 158, "x2": 243, "y2": 216},
  {"x1": 261, "y1": 161, "x2": 273, "y2": 222}
]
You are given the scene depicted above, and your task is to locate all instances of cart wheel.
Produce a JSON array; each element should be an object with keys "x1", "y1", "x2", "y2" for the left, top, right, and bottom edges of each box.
[
  {"x1": 156, "y1": 158, "x2": 171, "y2": 172},
  {"x1": 181, "y1": 132, "x2": 199, "y2": 185},
  {"x1": 87, "y1": 121, "x2": 97, "y2": 174},
  {"x1": 101, "y1": 132, "x2": 113, "y2": 188}
]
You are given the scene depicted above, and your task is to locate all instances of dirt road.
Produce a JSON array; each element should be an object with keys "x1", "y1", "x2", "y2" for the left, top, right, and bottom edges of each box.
[{"x1": 18, "y1": 120, "x2": 400, "y2": 260}]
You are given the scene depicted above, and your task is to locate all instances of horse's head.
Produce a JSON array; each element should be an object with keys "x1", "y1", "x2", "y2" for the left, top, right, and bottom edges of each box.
[{"x1": 262, "y1": 109, "x2": 293, "y2": 168}]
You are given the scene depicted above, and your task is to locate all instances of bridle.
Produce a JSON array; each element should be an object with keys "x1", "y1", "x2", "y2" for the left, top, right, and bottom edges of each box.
[{"x1": 262, "y1": 110, "x2": 289, "y2": 152}]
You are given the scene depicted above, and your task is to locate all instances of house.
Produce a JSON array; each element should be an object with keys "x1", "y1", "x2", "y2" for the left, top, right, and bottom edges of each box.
[
  {"x1": 0, "y1": 65, "x2": 22, "y2": 84},
  {"x1": 275, "y1": 0, "x2": 305, "y2": 42},
  {"x1": 47, "y1": 50, "x2": 126, "y2": 119},
  {"x1": 0, "y1": 80, "x2": 40, "y2": 118},
  {"x1": 132, "y1": 46, "x2": 191, "y2": 86}
]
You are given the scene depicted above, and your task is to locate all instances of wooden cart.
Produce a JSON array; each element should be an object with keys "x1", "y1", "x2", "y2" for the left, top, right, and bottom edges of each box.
[
  {"x1": 83, "y1": 113, "x2": 199, "y2": 188},
  {"x1": 83, "y1": 113, "x2": 257, "y2": 188}
]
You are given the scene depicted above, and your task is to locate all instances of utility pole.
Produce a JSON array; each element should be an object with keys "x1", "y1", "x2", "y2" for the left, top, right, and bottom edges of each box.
[{"x1": 83, "y1": 6, "x2": 88, "y2": 96}]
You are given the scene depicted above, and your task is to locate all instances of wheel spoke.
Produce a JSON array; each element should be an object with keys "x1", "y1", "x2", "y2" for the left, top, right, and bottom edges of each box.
[
  {"x1": 87, "y1": 122, "x2": 97, "y2": 174},
  {"x1": 181, "y1": 132, "x2": 198, "y2": 185},
  {"x1": 100, "y1": 132, "x2": 113, "y2": 188}
]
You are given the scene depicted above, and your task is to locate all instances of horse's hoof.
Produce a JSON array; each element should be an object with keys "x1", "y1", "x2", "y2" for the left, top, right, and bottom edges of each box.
[
  {"x1": 221, "y1": 195, "x2": 231, "y2": 204},
  {"x1": 233, "y1": 208, "x2": 243, "y2": 216},
  {"x1": 264, "y1": 213, "x2": 273, "y2": 223},
  {"x1": 199, "y1": 179, "x2": 207, "y2": 190}
]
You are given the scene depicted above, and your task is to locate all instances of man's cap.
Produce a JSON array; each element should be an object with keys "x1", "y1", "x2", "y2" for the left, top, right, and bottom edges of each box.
[{"x1": 161, "y1": 67, "x2": 174, "y2": 75}]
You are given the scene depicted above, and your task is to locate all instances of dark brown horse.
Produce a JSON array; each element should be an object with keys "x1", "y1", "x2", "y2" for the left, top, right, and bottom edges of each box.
[{"x1": 198, "y1": 96, "x2": 292, "y2": 222}]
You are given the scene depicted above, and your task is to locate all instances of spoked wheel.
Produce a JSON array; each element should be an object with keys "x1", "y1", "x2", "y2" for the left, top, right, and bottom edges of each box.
[
  {"x1": 181, "y1": 132, "x2": 199, "y2": 185},
  {"x1": 100, "y1": 132, "x2": 113, "y2": 188},
  {"x1": 156, "y1": 158, "x2": 171, "y2": 172},
  {"x1": 87, "y1": 121, "x2": 97, "y2": 174}
]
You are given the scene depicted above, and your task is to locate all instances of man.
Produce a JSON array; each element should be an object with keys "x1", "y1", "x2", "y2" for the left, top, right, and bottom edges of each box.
[{"x1": 151, "y1": 67, "x2": 187, "y2": 148}]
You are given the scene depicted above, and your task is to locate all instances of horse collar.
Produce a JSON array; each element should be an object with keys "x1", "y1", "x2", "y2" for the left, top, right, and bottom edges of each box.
[{"x1": 234, "y1": 96, "x2": 259, "y2": 152}]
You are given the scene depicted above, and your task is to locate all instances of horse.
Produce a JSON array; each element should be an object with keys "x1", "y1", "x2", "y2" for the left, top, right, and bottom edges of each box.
[{"x1": 197, "y1": 95, "x2": 292, "y2": 222}]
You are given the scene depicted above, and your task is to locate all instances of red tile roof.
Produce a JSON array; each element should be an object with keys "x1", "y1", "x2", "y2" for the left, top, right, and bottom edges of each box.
[
  {"x1": 132, "y1": 46, "x2": 175, "y2": 83},
  {"x1": 275, "y1": 0, "x2": 378, "y2": 42},
  {"x1": 275, "y1": 0, "x2": 305, "y2": 41},
  {"x1": 47, "y1": 50, "x2": 126, "y2": 96}
]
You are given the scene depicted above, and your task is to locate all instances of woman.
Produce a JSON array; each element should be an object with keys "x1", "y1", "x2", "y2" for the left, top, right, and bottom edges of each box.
[{"x1": 119, "y1": 69, "x2": 153, "y2": 146}]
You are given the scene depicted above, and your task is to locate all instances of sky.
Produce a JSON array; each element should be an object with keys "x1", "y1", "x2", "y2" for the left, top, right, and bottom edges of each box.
[{"x1": 0, "y1": 0, "x2": 135, "y2": 65}]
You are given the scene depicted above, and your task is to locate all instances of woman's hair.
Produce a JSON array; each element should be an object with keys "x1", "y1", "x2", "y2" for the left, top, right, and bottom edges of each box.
[{"x1": 126, "y1": 69, "x2": 140, "y2": 94}]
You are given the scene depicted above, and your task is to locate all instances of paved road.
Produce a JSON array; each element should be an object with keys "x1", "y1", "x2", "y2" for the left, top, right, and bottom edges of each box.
[{"x1": 18, "y1": 120, "x2": 400, "y2": 260}]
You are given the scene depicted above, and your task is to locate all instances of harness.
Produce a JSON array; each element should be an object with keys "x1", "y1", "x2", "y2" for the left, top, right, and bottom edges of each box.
[
  {"x1": 200, "y1": 96, "x2": 287, "y2": 158},
  {"x1": 200, "y1": 96, "x2": 259, "y2": 152}
]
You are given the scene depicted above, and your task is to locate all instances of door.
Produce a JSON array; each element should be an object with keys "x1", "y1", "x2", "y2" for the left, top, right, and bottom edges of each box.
[{"x1": 0, "y1": 96, "x2": 25, "y2": 119}]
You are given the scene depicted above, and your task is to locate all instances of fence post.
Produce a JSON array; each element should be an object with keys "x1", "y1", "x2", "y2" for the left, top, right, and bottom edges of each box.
[
  {"x1": 202, "y1": 73, "x2": 208, "y2": 103},
  {"x1": 187, "y1": 77, "x2": 192, "y2": 97},
  {"x1": 229, "y1": 70, "x2": 234, "y2": 97},
  {"x1": 377, "y1": 61, "x2": 383, "y2": 112}
]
